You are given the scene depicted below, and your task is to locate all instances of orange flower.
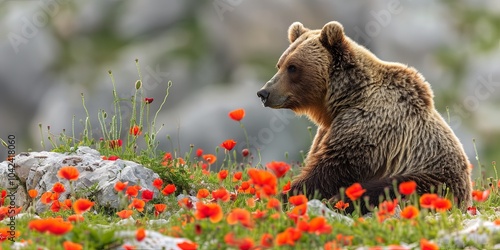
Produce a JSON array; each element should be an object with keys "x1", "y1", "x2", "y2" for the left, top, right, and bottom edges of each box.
[
  {"x1": 28, "y1": 189, "x2": 38, "y2": 199},
  {"x1": 29, "y1": 217, "x2": 73, "y2": 235},
  {"x1": 73, "y1": 199, "x2": 94, "y2": 214},
  {"x1": 228, "y1": 108, "x2": 245, "y2": 121},
  {"x1": 52, "y1": 182, "x2": 66, "y2": 193},
  {"x1": 334, "y1": 200, "x2": 350, "y2": 211},
  {"x1": 472, "y1": 189, "x2": 490, "y2": 202},
  {"x1": 63, "y1": 240, "x2": 83, "y2": 250},
  {"x1": 224, "y1": 233, "x2": 254, "y2": 250},
  {"x1": 287, "y1": 204, "x2": 308, "y2": 223},
  {"x1": 212, "y1": 187, "x2": 230, "y2": 202},
  {"x1": 276, "y1": 227, "x2": 302, "y2": 246},
  {"x1": 109, "y1": 139, "x2": 122, "y2": 149},
  {"x1": 116, "y1": 209, "x2": 134, "y2": 219},
  {"x1": 126, "y1": 186, "x2": 139, "y2": 198},
  {"x1": 0, "y1": 227, "x2": 20, "y2": 241},
  {"x1": 282, "y1": 180, "x2": 291, "y2": 194},
  {"x1": 202, "y1": 154, "x2": 217, "y2": 165},
  {"x1": 197, "y1": 188, "x2": 210, "y2": 199},
  {"x1": 154, "y1": 204, "x2": 167, "y2": 216},
  {"x1": 420, "y1": 238, "x2": 439, "y2": 250},
  {"x1": 129, "y1": 198, "x2": 146, "y2": 212},
  {"x1": 266, "y1": 161, "x2": 291, "y2": 178},
  {"x1": 398, "y1": 181, "x2": 417, "y2": 195},
  {"x1": 345, "y1": 183, "x2": 366, "y2": 201},
  {"x1": 218, "y1": 169, "x2": 229, "y2": 181},
  {"x1": 266, "y1": 198, "x2": 281, "y2": 211},
  {"x1": 252, "y1": 209, "x2": 267, "y2": 220},
  {"x1": 400, "y1": 205, "x2": 419, "y2": 219},
  {"x1": 58, "y1": 166, "x2": 79, "y2": 181},
  {"x1": 178, "y1": 197, "x2": 194, "y2": 209},
  {"x1": 162, "y1": 184, "x2": 176, "y2": 196},
  {"x1": 136, "y1": 227, "x2": 146, "y2": 241},
  {"x1": 152, "y1": 178, "x2": 163, "y2": 190},
  {"x1": 247, "y1": 168, "x2": 277, "y2": 197},
  {"x1": 130, "y1": 125, "x2": 142, "y2": 136},
  {"x1": 308, "y1": 216, "x2": 332, "y2": 235},
  {"x1": 227, "y1": 208, "x2": 253, "y2": 228},
  {"x1": 114, "y1": 181, "x2": 128, "y2": 192},
  {"x1": 40, "y1": 192, "x2": 54, "y2": 204},
  {"x1": 177, "y1": 241, "x2": 198, "y2": 250},
  {"x1": 233, "y1": 171, "x2": 243, "y2": 182},
  {"x1": 51, "y1": 200, "x2": 62, "y2": 213},
  {"x1": 67, "y1": 214, "x2": 85, "y2": 223},
  {"x1": 433, "y1": 197, "x2": 452, "y2": 212},
  {"x1": 289, "y1": 195, "x2": 308, "y2": 206},
  {"x1": 419, "y1": 193, "x2": 438, "y2": 209},
  {"x1": 195, "y1": 202, "x2": 223, "y2": 223},
  {"x1": 260, "y1": 233, "x2": 273, "y2": 248},
  {"x1": 246, "y1": 197, "x2": 255, "y2": 207},
  {"x1": 221, "y1": 139, "x2": 237, "y2": 151}
]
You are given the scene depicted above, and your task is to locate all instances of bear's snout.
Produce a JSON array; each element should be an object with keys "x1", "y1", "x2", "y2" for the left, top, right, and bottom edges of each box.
[{"x1": 257, "y1": 89, "x2": 270, "y2": 106}]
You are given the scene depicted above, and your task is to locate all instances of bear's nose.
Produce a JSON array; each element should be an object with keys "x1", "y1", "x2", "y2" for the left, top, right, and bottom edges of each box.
[{"x1": 257, "y1": 89, "x2": 269, "y2": 104}]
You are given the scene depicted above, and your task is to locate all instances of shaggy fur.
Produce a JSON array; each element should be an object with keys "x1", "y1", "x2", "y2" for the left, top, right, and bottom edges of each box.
[{"x1": 257, "y1": 21, "x2": 472, "y2": 213}]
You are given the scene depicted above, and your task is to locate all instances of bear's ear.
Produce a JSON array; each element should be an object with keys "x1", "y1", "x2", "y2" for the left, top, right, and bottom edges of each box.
[
  {"x1": 288, "y1": 22, "x2": 308, "y2": 43},
  {"x1": 320, "y1": 21, "x2": 345, "y2": 49}
]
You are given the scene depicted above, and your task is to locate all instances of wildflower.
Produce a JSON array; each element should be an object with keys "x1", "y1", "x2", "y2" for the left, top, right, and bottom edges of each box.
[
  {"x1": 162, "y1": 184, "x2": 176, "y2": 196},
  {"x1": 163, "y1": 152, "x2": 173, "y2": 162},
  {"x1": 109, "y1": 139, "x2": 122, "y2": 149},
  {"x1": 73, "y1": 199, "x2": 94, "y2": 214},
  {"x1": 224, "y1": 233, "x2": 254, "y2": 250},
  {"x1": 242, "y1": 148, "x2": 249, "y2": 157},
  {"x1": 154, "y1": 204, "x2": 167, "y2": 217},
  {"x1": 152, "y1": 178, "x2": 163, "y2": 190},
  {"x1": 228, "y1": 108, "x2": 245, "y2": 121},
  {"x1": 420, "y1": 238, "x2": 439, "y2": 250},
  {"x1": 28, "y1": 189, "x2": 38, "y2": 199},
  {"x1": 126, "y1": 186, "x2": 139, "y2": 198},
  {"x1": 467, "y1": 206, "x2": 477, "y2": 216},
  {"x1": 202, "y1": 154, "x2": 217, "y2": 165},
  {"x1": 130, "y1": 125, "x2": 142, "y2": 136},
  {"x1": 289, "y1": 195, "x2": 308, "y2": 206},
  {"x1": 0, "y1": 227, "x2": 20, "y2": 241},
  {"x1": 233, "y1": 171, "x2": 243, "y2": 182},
  {"x1": 67, "y1": 214, "x2": 85, "y2": 222},
  {"x1": 136, "y1": 228, "x2": 146, "y2": 241},
  {"x1": 195, "y1": 202, "x2": 223, "y2": 223},
  {"x1": 114, "y1": 181, "x2": 128, "y2": 192},
  {"x1": 178, "y1": 197, "x2": 194, "y2": 209},
  {"x1": 400, "y1": 205, "x2": 419, "y2": 219},
  {"x1": 129, "y1": 198, "x2": 146, "y2": 212},
  {"x1": 419, "y1": 193, "x2": 438, "y2": 209},
  {"x1": 144, "y1": 97, "x2": 154, "y2": 104},
  {"x1": 218, "y1": 169, "x2": 229, "y2": 181},
  {"x1": 282, "y1": 180, "x2": 291, "y2": 194},
  {"x1": 221, "y1": 139, "x2": 237, "y2": 151},
  {"x1": 287, "y1": 204, "x2": 308, "y2": 223},
  {"x1": 116, "y1": 210, "x2": 134, "y2": 219},
  {"x1": 398, "y1": 181, "x2": 417, "y2": 195},
  {"x1": 63, "y1": 241, "x2": 83, "y2": 250},
  {"x1": 308, "y1": 216, "x2": 332, "y2": 235},
  {"x1": 260, "y1": 233, "x2": 273, "y2": 248},
  {"x1": 227, "y1": 208, "x2": 253, "y2": 228},
  {"x1": 276, "y1": 227, "x2": 302, "y2": 246},
  {"x1": 247, "y1": 168, "x2": 277, "y2": 197},
  {"x1": 40, "y1": 191, "x2": 55, "y2": 204},
  {"x1": 334, "y1": 200, "x2": 350, "y2": 211},
  {"x1": 197, "y1": 188, "x2": 210, "y2": 199},
  {"x1": 266, "y1": 161, "x2": 291, "y2": 178},
  {"x1": 433, "y1": 197, "x2": 452, "y2": 212},
  {"x1": 472, "y1": 189, "x2": 490, "y2": 202},
  {"x1": 58, "y1": 166, "x2": 79, "y2": 181},
  {"x1": 106, "y1": 155, "x2": 120, "y2": 161},
  {"x1": 52, "y1": 182, "x2": 66, "y2": 193},
  {"x1": 345, "y1": 183, "x2": 366, "y2": 201},
  {"x1": 51, "y1": 200, "x2": 62, "y2": 212},
  {"x1": 29, "y1": 217, "x2": 73, "y2": 235},
  {"x1": 177, "y1": 241, "x2": 198, "y2": 250},
  {"x1": 212, "y1": 187, "x2": 230, "y2": 202},
  {"x1": 141, "y1": 189, "x2": 154, "y2": 202}
]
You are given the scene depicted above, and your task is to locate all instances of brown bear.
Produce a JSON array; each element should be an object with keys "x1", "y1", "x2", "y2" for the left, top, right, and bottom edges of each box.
[{"x1": 257, "y1": 21, "x2": 472, "y2": 213}]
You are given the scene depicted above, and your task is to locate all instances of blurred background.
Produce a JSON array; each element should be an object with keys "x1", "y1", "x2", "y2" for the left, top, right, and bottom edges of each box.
[{"x1": 1, "y1": 0, "x2": 500, "y2": 178}]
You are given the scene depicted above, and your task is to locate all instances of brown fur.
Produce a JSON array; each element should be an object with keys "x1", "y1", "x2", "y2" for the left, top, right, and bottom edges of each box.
[{"x1": 257, "y1": 21, "x2": 472, "y2": 212}]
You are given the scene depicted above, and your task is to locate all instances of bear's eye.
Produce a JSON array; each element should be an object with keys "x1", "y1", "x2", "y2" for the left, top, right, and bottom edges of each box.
[{"x1": 287, "y1": 65, "x2": 297, "y2": 73}]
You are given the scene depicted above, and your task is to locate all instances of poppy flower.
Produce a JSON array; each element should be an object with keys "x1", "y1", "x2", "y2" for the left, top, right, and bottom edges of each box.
[
  {"x1": 163, "y1": 152, "x2": 173, "y2": 162},
  {"x1": 287, "y1": 204, "x2": 308, "y2": 223},
  {"x1": 420, "y1": 238, "x2": 439, "y2": 250},
  {"x1": 141, "y1": 189, "x2": 154, "y2": 202},
  {"x1": 40, "y1": 191, "x2": 55, "y2": 204},
  {"x1": 136, "y1": 228, "x2": 146, "y2": 241},
  {"x1": 433, "y1": 197, "x2": 452, "y2": 212},
  {"x1": 289, "y1": 195, "x2": 308, "y2": 206},
  {"x1": 28, "y1": 189, "x2": 38, "y2": 199},
  {"x1": 67, "y1": 214, "x2": 85, "y2": 222},
  {"x1": 247, "y1": 168, "x2": 277, "y2": 197},
  {"x1": 276, "y1": 227, "x2": 302, "y2": 246},
  {"x1": 52, "y1": 182, "x2": 66, "y2": 193},
  {"x1": 63, "y1": 241, "x2": 83, "y2": 250},
  {"x1": 161, "y1": 184, "x2": 176, "y2": 196},
  {"x1": 64, "y1": 199, "x2": 72, "y2": 208},
  {"x1": 144, "y1": 97, "x2": 154, "y2": 104},
  {"x1": 107, "y1": 155, "x2": 120, "y2": 161},
  {"x1": 51, "y1": 200, "x2": 62, "y2": 213},
  {"x1": 73, "y1": 199, "x2": 94, "y2": 214},
  {"x1": 266, "y1": 161, "x2": 291, "y2": 178},
  {"x1": 334, "y1": 200, "x2": 350, "y2": 211},
  {"x1": 398, "y1": 181, "x2": 417, "y2": 195},
  {"x1": 400, "y1": 205, "x2": 419, "y2": 219},
  {"x1": 202, "y1": 154, "x2": 217, "y2": 165},
  {"x1": 109, "y1": 139, "x2": 123, "y2": 149},
  {"x1": 177, "y1": 241, "x2": 198, "y2": 250},
  {"x1": 228, "y1": 109, "x2": 245, "y2": 121},
  {"x1": 0, "y1": 227, "x2": 20, "y2": 241},
  {"x1": 114, "y1": 181, "x2": 128, "y2": 192},
  {"x1": 116, "y1": 209, "x2": 134, "y2": 219},
  {"x1": 58, "y1": 166, "x2": 79, "y2": 181},
  {"x1": 227, "y1": 208, "x2": 253, "y2": 228},
  {"x1": 218, "y1": 170, "x2": 228, "y2": 181},
  {"x1": 282, "y1": 181, "x2": 291, "y2": 194},
  {"x1": 154, "y1": 204, "x2": 167, "y2": 217},
  {"x1": 196, "y1": 149, "x2": 203, "y2": 157},
  {"x1": 129, "y1": 198, "x2": 146, "y2": 212},
  {"x1": 379, "y1": 199, "x2": 398, "y2": 215},
  {"x1": 178, "y1": 197, "x2": 194, "y2": 209},
  {"x1": 419, "y1": 193, "x2": 438, "y2": 209},
  {"x1": 212, "y1": 187, "x2": 230, "y2": 202},
  {"x1": 29, "y1": 217, "x2": 73, "y2": 235},
  {"x1": 197, "y1": 188, "x2": 210, "y2": 199},
  {"x1": 467, "y1": 206, "x2": 477, "y2": 216},
  {"x1": 126, "y1": 186, "x2": 139, "y2": 198},
  {"x1": 221, "y1": 139, "x2": 237, "y2": 151},
  {"x1": 345, "y1": 183, "x2": 366, "y2": 201},
  {"x1": 241, "y1": 148, "x2": 249, "y2": 157},
  {"x1": 232, "y1": 171, "x2": 242, "y2": 182},
  {"x1": 152, "y1": 178, "x2": 163, "y2": 190},
  {"x1": 308, "y1": 217, "x2": 332, "y2": 235},
  {"x1": 260, "y1": 233, "x2": 273, "y2": 248},
  {"x1": 130, "y1": 125, "x2": 142, "y2": 136},
  {"x1": 195, "y1": 202, "x2": 223, "y2": 223},
  {"x1": 267, "y1": 198, "x2": 281, "y2": 211},
  {"x1": 472, "y1": 189, "x2": 490, "y2": 202}
]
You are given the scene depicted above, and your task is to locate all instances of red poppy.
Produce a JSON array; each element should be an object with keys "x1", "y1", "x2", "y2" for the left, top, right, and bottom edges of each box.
[
  {"x1": 136, "y1": 228, "x2": 146, "y2": 241},
  {"x1": 241, "y1": 148, "x2": 249, "y2": 157},
  {"x1": 419, "y1": 193, "x2": 438, "y2": 209},
  {"x1": 218, "y1": 169, "x2": 229, "y2": 181},
  {"x1": 398, "y1": 181, "x2": 417, "y2": 195},
  {"x1": 260, "y1": 233, "x2": 273, "y2": 248},
  {"x1": 195, "y1": 202, "x2": 223, "y2": 223},
  {"x1": 106, "y1": 155, "x2": 120, "y2": 161},
  {"x1": 126, "y1": 186, "x2": 139, "y2": 198},
  {"x1": 196, "y1": 149, "x2": 203, "y2": 157},
  {"x1": 178, "y1": 197, "x2": 194, "y2": 209},
  {"x1": 67, "y1": 214, "x2": 85, "y2": 223},
  {"x1": 144, "y1": 97, "x2": 154, "y2": 104},
  {"x1": 51, "y1": 200, "x2": 62, "y2": 213},
  {"x1": 63, "y1": 240, "x2": 83, "y2": 250},
  {"x1": 197, "y1": 188, "x2": 210, "y2": 199},
  {"x1": 116, "y1": 209, "x2": 134, "y2": 219},
  {"x1": 345, "y1": 183, "x2": 366, "y2": 201},
  {"x1": 221, "y1": 139, "x2": 237, "y2": 151},
  {"x1": 232, "y1": 171, "x2": 243, "y2": 182},
  {"x1": 141, "y1": 189, "x2": 154, "y2": 202},
  {"x1": 228, "y1": 109, "x2": 245, "y2": 121},
  {"x1": 289, "y1": 195, "x2": 308, "y2": 206},
  {"x1": 282, "y1": 181, "x2": 291, "y2": 194},
  {"x1": 58, "y1": 166, "x2": 79, "y2": 181},
  {"x1": 266, "y1": 161, "x2": 291, "y2": 178},
  {"x1": 227, "y1": 208, "x2": 253, "y2": 228},
  {"x1": 129, "y1": 198, "x2": 146, "y2": 212},
  {"x1": 472, "y1": 189, "x2": 490, "y2": 202},
  {"x1": 308, "y1": 217, "x2": 332, "y2": 235},
  {"x1": 28, "y1": 189, "x2": 38, "y2": 199},
  {"x1": 154, "y1": 204, "x2": 167, "y2": 217},
  {"x1": 334, "y1": 200, "x2": 350, "y2": 211},
  {"x1": 162, "y1": 184, "x2": 176, "y2": 196},
  {"x1": 130, "y1": 125, "x2": 142, "y2": 136},
  {"x1": 152, "y1": 178, "x2": 163, "y2": 190},
  {"x1": 73, "y1": 199, "x2": 94, "y2": 214},
  {"x1": 202, "y1": 154, "x2": 217, "y2": 165},
  {"x1": 467, "y1": 206, "x2": 477, "y2": 216},
  {"x1": 109, "y1": 139, "x2": 123, "y2": 149},
  {"x1": 433, "y1": 197, "x2": 452, "y2": 212},
  {"x1": 29, "y1": 217, "x2": 73, "y2": 235},
  {"x1": 52, "y1": 182, "x2": 66, "y2": 193},
  {"x1": 177, "y1": 241, "x2": 198, "y2": 250},
  {"x1": 276, "y1": 227, "x2": 302, "y2": 246},
  {"x1": 267, "y1": 198, "x2": 281, "y2": 211},
  {"x1": 40, "y1": 191, "x2": 55, "y2": 204},
  {"x1": 114, "y1": 181, "x2": 128, "y2": 192},
  {"x1": 247, "y1": 168, "x2": 277, "y2": 197},
  {"x1": 212, "y1": 187, "x2": 230, "y2": 202},
  {"x1": 400, "y1": 205, "x2": 419, "y2": 219},
  {"x1": 420, "y1": 238, "x2": 439, "y2": 250}
]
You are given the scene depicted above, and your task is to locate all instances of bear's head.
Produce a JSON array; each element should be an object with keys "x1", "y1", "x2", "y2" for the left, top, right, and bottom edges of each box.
[{"x1": 257, "y1": 21, "x2": 355, "y2": 127}]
